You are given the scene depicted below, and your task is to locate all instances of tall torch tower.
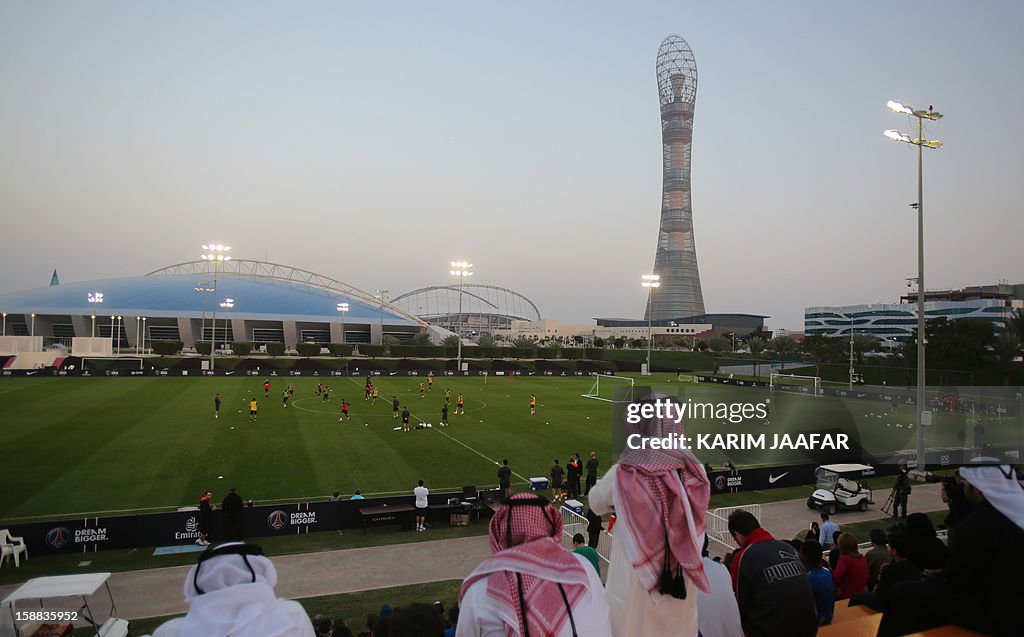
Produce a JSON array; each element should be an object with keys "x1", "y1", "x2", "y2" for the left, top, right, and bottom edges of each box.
[{"x1": 645, "y1": 35, "x2": 705, "y2": 320}]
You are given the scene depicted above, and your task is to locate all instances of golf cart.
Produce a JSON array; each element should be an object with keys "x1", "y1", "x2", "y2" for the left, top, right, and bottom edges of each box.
[{"x1": 806, "y1": 463, "x2": 875, "y2": 514}]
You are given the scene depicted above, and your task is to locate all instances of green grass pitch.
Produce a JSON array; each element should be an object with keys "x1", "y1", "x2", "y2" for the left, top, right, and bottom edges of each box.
[{"x1": 0, "y1": 374, "x2": 1016, "y2": 521}]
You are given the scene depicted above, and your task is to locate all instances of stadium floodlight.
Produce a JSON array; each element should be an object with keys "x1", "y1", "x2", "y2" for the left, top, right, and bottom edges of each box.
[
  {"x1": 2, "y1": 312, "x2": 5, "y2": 336},
  {"x1": 376, "y1": 290, "x2": 389, "y2": 346},
  {"x1": 642, "y1": 274, "x2": 661, "y2": 375},
  {"x1": 87, "y1": 292, "x2": 105, "y2": 337},
  {"x1": 142, "y1": 317, "x2": 147, "y2": 354},
  {"x1": 202, "y1": 243, "x2": 232, "y2": 372},
  {"x1": 449, "y1": 261, "x2": 474, "y2": 371},
  {"x1": 887, "y1": 100, "x2": 913, "y2": 115},
  {"x1": 30, "y1": 312, "x2": 36, "y2": 337},
  {"x1": 885, "y1": 100, "x2": 943, "y2": 474},
  {"x1": 337, "y1": 302, "x2": 350, "y2": 344}
]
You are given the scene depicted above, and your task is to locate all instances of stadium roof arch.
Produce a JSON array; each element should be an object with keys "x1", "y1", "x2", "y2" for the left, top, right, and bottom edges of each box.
[{"x1": 392, "y1": 284, "x2": 541, "y2": 333}]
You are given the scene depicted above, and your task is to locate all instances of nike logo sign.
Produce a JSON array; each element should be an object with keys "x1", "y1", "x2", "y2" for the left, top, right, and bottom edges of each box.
[
  {"x1": 225, "y1": 371, "x2": 234, "y2": 375},
  {"x1": 768, "y1": 472, "x2": 788, "y2": 484},
  {"x1": 390, "y1": 372, "x2": 398, "y2": 376},
  {"x1": 857, "y1": 393, "x2": 865, "y2": 398}
]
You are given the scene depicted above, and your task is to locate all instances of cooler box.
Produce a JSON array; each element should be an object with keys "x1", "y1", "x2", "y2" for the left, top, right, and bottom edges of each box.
[
  {"x1": 563, "y1": 499, "x2": 584, "y2": 515},
  {"x1": 530, "y1": 477, "x2": 549, "y2": 490}
]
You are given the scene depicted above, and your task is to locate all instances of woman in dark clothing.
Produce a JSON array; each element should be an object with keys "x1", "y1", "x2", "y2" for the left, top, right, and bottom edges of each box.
[{"x1": 906, "y1": 513, "x2": 950, "y2": 571}]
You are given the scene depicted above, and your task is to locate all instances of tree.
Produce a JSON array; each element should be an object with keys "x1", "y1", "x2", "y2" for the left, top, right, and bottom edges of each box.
[
  {"x1": 593, "y1": 337, "x2": 605, "y2": 348},
  {"x1": 802, "y1": 335, "x2": 844, "y2": 377},
  {"x1": 407, "y1": 333, "x2": 432, "y2": 346},
  {"x1": 693, "y1": 339, "x2": 708, "y2": 352},
  {"x1": 1006, "y1": 308, "x2": 1024, "y2": 353},
  {"x1": 991, "y1": 329, "x2": 1019, "y2": 386},
  {"x1": 441, "y1": 335, "x2": 460, "y2": 348},
  {"x1": 512, "y1": 337, "x2": 534, "y2": 350},
  {"x1": 477, "y1": 334, "x2": 495, "y2": 347},
  {"x1": 851, "y1": 333, "x2": 880, "y2": 365},
  {"x1": 612, "y1": 337, "x2": 626, "y2": 349},
  {"x1": 747, "y1": 336, "x2": 766, "y2": 378},
  {"x1": 630, "y1": 338, "x2": 646, "y2": 349},
  {"x1": 707, "y1": 335, "x2": 730, "y2": 356},
  {"x1": 768, "y1": 336, "x2": 799, "y2": 371},
  {"x1": 572, "y1": 335, "x2": 584, "y2": 346},
  {"x1": 921, "y1": 319, "x2": 991, "y2": 385}
]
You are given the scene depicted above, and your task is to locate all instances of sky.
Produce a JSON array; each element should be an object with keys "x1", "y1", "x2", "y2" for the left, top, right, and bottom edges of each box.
[{"x1": 1, "y1": 1, "x2": 1022, "y2": 330}]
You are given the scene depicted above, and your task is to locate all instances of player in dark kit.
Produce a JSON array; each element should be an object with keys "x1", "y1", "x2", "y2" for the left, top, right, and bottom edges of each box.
[
  {"x1": 392, "y1": 397, "x2": 400, "y2": 419},
  {"x1": 441, "y1": 403, "x2": 449, "y2": 427},
  {"x1": 214, "y1": 393, "x2": 221, "y2": 419},
  {"x1": 401, "y1": 406, "x2": 411, "y2": 432}
]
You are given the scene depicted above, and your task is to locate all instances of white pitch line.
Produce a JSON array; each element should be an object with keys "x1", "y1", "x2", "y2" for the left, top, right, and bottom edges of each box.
[
  {"x1": 346, "y1": 377, "x2": 526, "y2": 481},
  {"x1": 430, "y1": 426, "x2": 529, "y2": 482}
]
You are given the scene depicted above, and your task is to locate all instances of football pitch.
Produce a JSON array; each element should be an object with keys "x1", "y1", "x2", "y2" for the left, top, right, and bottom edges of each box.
[{"x1": 1, "y1": 374, "x2": 1018, "y2": 521}]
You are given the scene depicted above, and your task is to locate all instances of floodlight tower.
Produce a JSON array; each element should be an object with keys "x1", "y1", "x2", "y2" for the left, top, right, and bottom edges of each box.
[
  {"x1": 449, "y1": 261, "x2": 473, "y2": 370},
  {"x1": 645, "y1": 35, "x2": 706, "y2": 321},
  {"x1": 884, "y1": 100, "x2": 943, "y2": 472},
  {"x1": 201, "y1": 243, "x2": 231, "y2": 371}
]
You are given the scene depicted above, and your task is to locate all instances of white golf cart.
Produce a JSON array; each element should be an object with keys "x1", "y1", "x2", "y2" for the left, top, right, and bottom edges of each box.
[{"x1": 806, "y1": 463, "x2": 875, "y2": 514}]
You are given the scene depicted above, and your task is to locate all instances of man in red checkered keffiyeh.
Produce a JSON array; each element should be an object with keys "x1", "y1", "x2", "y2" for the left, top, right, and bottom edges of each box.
[
  {"x1": 457, "y1": 493, "x2": 611, "y2": 636},
  {"x1": 589, "y1": 393, "x2": 710, "y2": 637}
]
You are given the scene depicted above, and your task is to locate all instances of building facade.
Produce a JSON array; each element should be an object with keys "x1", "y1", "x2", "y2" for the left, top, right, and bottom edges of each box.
[{"x1": 805, "y1": 295, "x2": 1022, "y2": 341}]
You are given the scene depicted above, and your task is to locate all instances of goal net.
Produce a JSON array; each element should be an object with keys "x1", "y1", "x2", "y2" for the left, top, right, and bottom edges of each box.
[
  {"x1": 582, "y1": 374, "x2": 635, "y2": 403},
  {"x1": 769, "y1": 373, "x2": 821, "y2": 397}
]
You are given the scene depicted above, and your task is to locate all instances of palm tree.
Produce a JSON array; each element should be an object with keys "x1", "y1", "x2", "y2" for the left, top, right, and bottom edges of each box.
[
  {"x1": 477, "y1": 334, "x2": 495, "y2": 347},
  {"x1": 851, "y1": 333, "x2": 880, "y2": 365},
  {"x1": 991, "y1": 329, "x2": 1019, "y2": 386},
  {"x1": 768, "y1": 336, "x2": 800, "y2": 371},
  {"x1": 408, "y1": 333, "x2": 432, "y2": 346},
  {"x1": 441, "y1": 335, "x2": 460, "y2": 348},
  {"x1": 1006, "y1": 308, "x2": 1024, "y2": 353},
  {"x1": 747, "y1": 336, "x2": 766, "y2": 378}
]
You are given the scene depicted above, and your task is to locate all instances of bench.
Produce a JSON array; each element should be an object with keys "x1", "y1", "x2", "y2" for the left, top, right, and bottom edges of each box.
[
  {"x1": 818, "y1": 612, "x2": 882, "y2": 637},
  {"x1": 831, "y1": 598, "x2": 878, "y2": 624}
]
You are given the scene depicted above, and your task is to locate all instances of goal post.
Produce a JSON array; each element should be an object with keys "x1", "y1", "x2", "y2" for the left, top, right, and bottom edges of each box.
[
  {"x1": 582, "y1": 374, "x2": 635, "y2": 403},
  {"x1": 769, "y1": 372, "x2": 821, "y2": 397}
]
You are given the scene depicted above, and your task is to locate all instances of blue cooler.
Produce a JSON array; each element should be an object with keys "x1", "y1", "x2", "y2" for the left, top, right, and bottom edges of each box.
[
  {"x1": 530, "y1": 477, "x2": 549, "y2": 490},
  {"x1": 563, "y1": 499, "x2": 584, "y2": 515}
]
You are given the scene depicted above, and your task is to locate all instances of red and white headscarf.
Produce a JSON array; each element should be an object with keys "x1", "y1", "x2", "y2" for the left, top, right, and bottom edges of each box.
[
  {"x1": 616, "y1": 393, "x2": 711, "y2": 596},
  {"x1": 459, "y1": 493, "x2": 589, "y2": 636}
]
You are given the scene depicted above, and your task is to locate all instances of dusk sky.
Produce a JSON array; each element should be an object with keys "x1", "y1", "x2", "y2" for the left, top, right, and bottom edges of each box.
[{"x1": 2, "y1": 1, "x2": 1022, "y2": 330}]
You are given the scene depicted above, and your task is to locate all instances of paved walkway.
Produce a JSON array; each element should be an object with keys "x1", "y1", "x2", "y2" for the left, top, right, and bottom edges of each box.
[{"x1": 0, "y1": 485, "x2": 945, "y2": 624}]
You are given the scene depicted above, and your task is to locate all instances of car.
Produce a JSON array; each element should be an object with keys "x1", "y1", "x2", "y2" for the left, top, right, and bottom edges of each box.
[{"x1": 806, "y1": 463, "x2": 875, "y2": 514}]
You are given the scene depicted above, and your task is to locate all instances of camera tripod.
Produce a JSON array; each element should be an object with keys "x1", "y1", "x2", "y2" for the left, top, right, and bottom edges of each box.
[{"x1": 881, "y1": 485, "x2": 897, "y2": 516}]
